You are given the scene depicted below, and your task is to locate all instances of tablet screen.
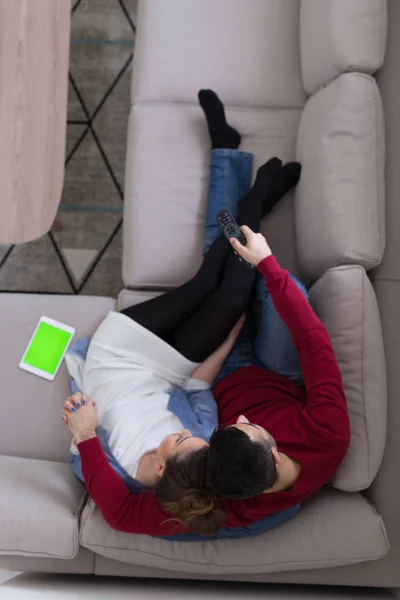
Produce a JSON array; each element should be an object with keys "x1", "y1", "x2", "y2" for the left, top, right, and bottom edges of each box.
[{"x1": 22, "y1": 321, "x2": 74, "y2": 376}]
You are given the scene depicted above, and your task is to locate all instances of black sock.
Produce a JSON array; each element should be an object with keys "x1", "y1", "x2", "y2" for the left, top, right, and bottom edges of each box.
[
  {"x1": 263, "y1": 162, "x2": 302, "y2": 215},
  {"x1": 199, "y1": 89, "x2": 241, "y2": 150},
  {"x1": 237, "y1": 157, "x2": 283, "y2": 227}
]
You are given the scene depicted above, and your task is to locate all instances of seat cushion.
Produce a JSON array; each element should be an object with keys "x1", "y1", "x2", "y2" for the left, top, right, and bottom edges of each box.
[
  {"x1": 300, "y1": 0, "x2": 388, "y2": 94},
  {"x1": 0, "y1": 455, "x2": 85, "y2": 559},
  {"x1": 132, "y1": 0, "x2": 305, "y2": 108},
  {"x1": 123, "y1": 103, "x2": 302, "y2": 289},
  {"x1": 309, "y1": 266, "x2": 387, "y2": 492},
  {"x1": 80, "y1": 488, "x2": 388, "y2": 575},
  {"x1": 295, "y1": 73, "x2": 385, "y2": 284},
  {"x1": 0, "y1": 294, "x2": 115, "y2": 462}
]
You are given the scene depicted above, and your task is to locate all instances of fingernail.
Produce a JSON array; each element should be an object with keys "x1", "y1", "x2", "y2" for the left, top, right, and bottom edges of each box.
[
  {"x1": 71, "y1": 407, "x2": 76, "y2": 412},
  {"x1": 62, "y1": 416, "x2": 65, "y2": 421},
  {"x1": 82, "y1": 399, "x2": 86, "y2": 405},
  {"x1": 77, "y1": 403, "x2": 81, "y2": 407}
]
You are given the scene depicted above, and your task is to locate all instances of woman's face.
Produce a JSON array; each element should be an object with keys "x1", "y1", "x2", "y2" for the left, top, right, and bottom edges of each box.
[{"x1": 156, "y1": 430, "x2": 208, "y2": 476}]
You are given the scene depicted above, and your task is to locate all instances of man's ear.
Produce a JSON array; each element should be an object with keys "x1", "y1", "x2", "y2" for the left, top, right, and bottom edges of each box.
[{"x1": 271, "y1": 447, "x2": 281, "y2": 466}]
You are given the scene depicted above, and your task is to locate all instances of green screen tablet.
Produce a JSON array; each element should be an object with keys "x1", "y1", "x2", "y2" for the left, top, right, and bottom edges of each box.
[{"x1": 19, "y1": 316, "x2": 75, "y2": 380}]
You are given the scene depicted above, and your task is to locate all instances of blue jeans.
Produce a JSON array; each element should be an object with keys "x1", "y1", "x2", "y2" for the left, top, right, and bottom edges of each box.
[{"x1": 204, "y1": 149, "x2": 306, "y2": 387}]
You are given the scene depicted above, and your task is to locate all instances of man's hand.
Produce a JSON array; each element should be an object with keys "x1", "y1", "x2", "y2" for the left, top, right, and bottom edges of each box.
[
  {"x1": 231, "y1": 225, "x2": 272, "y2": 266},
  {"x1": 62, "y1": 392, "x2": 98, "y2": 445}
]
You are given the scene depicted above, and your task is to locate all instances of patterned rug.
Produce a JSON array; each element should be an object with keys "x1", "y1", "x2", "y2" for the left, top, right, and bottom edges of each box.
[{"x1": 0, "y1": 0, "x2": 136, "y2": 297}]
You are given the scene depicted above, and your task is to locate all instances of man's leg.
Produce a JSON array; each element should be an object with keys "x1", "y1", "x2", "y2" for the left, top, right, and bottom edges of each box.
[
  {"x1": 255, "y1": 276, "x2": 308, "y2": 386},
  {"x1": 203, "y1": 149, "x2": 253, "y2": 254}
]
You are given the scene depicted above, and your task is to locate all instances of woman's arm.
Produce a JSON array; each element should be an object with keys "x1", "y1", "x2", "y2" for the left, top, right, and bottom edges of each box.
[
  {"x1": 190, "y1": 314, "x2": 245, "y2": 385},
  {"x1": 78, "y1": 437, "x2": 188, "y2": 535},
  {"x1": 63, "y1": 396, "x2": 183, "y2": 535}
]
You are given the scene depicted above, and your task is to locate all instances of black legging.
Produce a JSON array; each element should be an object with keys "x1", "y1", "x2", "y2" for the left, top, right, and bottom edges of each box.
[{"x1": 121, "y1": 169, "x2": 269, "y2": 363}]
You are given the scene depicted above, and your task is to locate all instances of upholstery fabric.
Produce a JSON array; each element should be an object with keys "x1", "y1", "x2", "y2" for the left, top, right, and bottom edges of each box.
[
  {"x1": 309, "y1": 266, "x2": 387, "y2": 491},
  {"x1": 0, "y1": 455, "x2": 86, "y2": 559},
  {"x1": 0, "y1": 294, "x2": 115, "y2": 462},
  {"x1": 295, "y1": 73, "x2": 385, "y2": 284},
  {"x1": 123, "y1": 104, "x2": 302, "y2": 289},
  {"x1": 132, "y1": 0, "x2": 305, "y2": 108},
  {"x1": 300, "y1": 0, "x2": 387, "y2": 94},
  {"x1": 79, "y1": 489, "x2": 388, "y2": 575}
]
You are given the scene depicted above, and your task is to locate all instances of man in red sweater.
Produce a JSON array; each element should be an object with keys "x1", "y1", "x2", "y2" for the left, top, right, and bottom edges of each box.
[
  {"x1": 66, "y1": 226, "x2": 350, "y2": 536},
  {"x1": 207, "y1": 226, "x2": 350, "y2": 502}
]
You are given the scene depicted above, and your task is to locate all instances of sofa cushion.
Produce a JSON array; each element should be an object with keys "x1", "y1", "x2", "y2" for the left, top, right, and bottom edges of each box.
[
  {"x1": 132, "y1": 0, "x2": 305, "y2": 108},
  {"x1": 80, "y1": 488, "x2": 388, "y2": 574},
  {"x1": 295, "y1": 73, "x2": 385, "y2": 284},
  {"x1": 0, "y1": 294, "x2": 115, "y2": 462},
  {"x1": 123, "y1": 103, "x2": 302, "y2": 289},
  {"x1": 300, "y1": 0, "x2": 387, "y2": 94},
  {"x1": 118, "y1": 289, "x2": 162, "y2": 311},
  {"x1": 0, "y1": 455, "x2": 86, "y2": 559},
  {"x1": 309, "y1": 266, "x2": 387, "y2": 492}
]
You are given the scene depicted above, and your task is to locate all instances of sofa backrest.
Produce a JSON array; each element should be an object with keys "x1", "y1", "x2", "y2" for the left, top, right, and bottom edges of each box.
[
  {"x1": 296, "y1": 0, "x2": 387, "y2": 283},
  {"x1": 300, "y1": 0, "x2": 387, "y2": 95}
]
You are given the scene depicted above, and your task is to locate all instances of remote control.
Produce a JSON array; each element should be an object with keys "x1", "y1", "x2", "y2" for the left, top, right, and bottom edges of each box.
[{"x1": 216, "y1": 210, "x2": 254, "y2": 268}]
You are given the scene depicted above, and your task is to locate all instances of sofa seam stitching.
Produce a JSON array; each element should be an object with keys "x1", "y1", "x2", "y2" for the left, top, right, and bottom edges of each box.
[
  {"x1": 380, "y1": 0, "x2": 387, "y2": 64},
  {"x1": 372, "y1": 77, "x2": 383, "y2": 264},
  {"x1": 361, "y1": 267, "x2": 372, "y2": 483}
]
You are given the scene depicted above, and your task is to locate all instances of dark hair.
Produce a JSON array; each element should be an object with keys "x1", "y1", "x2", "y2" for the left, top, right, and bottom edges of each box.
[
  {"x1": 155, "y1": 446, "x2": 226, "y2": 536},
  {"x1": 208, "y1": 426, "x2": 278, "y2": 499}
]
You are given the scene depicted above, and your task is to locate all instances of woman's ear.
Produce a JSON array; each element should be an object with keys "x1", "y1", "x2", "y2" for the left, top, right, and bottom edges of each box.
[{"x1": 156, "y1": 461, "x2": 165, "y2": 477}]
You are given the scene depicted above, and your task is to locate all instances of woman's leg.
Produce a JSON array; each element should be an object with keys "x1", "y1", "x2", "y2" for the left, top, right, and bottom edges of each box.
[
  {"x1": 120, "y1": 157, "x2": 279, "y2": 340},
  {"x1": 166, "y1": 161, "x2": 281, "y2": 362},
  {"x1": 121, "y1": 88, "x2": 301, "y2": 355},
  {"x1": 120, "y1": 233, "x2": 231, "y2": 339},
  {"x1": 121, "y1": 91, "x2": 246, "y2": 340}
]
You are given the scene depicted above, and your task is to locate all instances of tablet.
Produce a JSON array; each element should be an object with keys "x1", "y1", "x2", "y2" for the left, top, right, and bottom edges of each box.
[{"x1": 19, "y1": 316, "x2": 76, "y2": 381}]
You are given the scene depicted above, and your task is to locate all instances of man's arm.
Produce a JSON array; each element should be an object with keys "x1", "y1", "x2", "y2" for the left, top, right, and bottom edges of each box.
[
  {"x1": 231, "y1": 227, "x2": 349, "y2": 449},
  {"x1": 258, "y1": 256, "x2": 350, "y2": 447}
]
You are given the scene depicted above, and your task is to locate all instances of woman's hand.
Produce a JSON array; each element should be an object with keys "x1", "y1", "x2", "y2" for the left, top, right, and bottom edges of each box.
[
  {"x1": 190, "y1": 315, "x2": 245, "y2": 385},
  {"x1": 222, "y1": 313, "x2": 246, "y2": 351},
  {"x1": 62, "y1": 392, "x2": 98, "y2": 445},
  {"x1": 230, "y1": 225, "x2": 272, "y2": 266}
]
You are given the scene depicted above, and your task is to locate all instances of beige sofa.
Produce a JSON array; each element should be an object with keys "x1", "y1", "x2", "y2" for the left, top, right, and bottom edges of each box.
[{"x1": 1, "y1": 0, "x2": 399, "y2": 590}]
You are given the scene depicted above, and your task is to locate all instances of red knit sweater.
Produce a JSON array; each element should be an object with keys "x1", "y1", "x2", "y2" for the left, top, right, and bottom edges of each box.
[{"x1": 78, "y1": 255, "x2": 350, "y2": 535}]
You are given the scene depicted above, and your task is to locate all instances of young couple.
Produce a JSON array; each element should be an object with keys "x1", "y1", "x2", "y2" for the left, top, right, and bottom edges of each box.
[{"x1": 62, "y1": 90, "x2": 350, "y2": 539}]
